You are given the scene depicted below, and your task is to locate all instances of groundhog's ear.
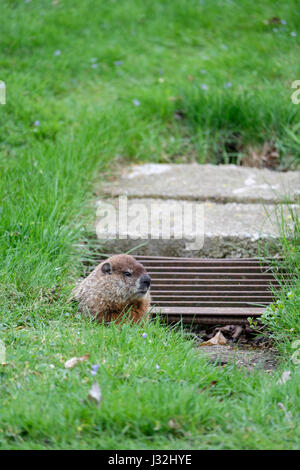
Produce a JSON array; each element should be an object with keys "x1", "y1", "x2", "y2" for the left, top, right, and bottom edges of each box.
[{"x1": 101, "y1": 261, "x2": 112, "y2": 275}]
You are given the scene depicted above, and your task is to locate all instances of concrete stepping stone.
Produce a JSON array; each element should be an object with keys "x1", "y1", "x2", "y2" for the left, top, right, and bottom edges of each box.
[
  {"x1": 95, "y1": 163, "x2": 299, "y2": 257},
  {"x1": 95, "y1": 198, "x2": 295, "y2": 257},
  {"x1": 102, "y1": 163, "x2": 299, "y2": 204}
]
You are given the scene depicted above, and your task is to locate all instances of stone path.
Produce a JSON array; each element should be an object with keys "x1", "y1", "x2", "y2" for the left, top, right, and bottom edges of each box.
[
  {"x1": 96, "y1": 163, "x2": 299, "y2": 257},
  {"x1": 102, "y1": 163, "x2": 299, "y2": 204}
]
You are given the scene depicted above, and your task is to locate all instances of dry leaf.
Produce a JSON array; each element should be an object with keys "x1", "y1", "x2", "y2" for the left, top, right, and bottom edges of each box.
[
  {"x1": 278, "y1": 370, "x2": 291, "y2": 385},
  {"x1": 243, "y1": 142, "x2": 279, "y2": 169},
  {"x1": 260, "y1": 142, "x2": 280, "y2": 169},
  {"x1": 64, "y1": 354, "x2": 89, "y2": 369},
  {"x1": 168, "y1": 419, "x2": 180, "y2": 430},
  {"x1": 199, "y1": 331, "x2": 227, "y2": 347},
  {"x1": 268, "y1": 17, "x2": 281, "y2": 24},
  {"x1": 88, "y1": 382, "x2": 102, "y2": 404},
  {"x1": 209, "y1": 380, "x2": 218, "y2": 387}
]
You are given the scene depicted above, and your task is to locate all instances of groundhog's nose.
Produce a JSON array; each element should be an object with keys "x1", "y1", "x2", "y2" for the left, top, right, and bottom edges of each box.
[{"x1": 140, "y1": 274, "x2": 151, "y2": 290}]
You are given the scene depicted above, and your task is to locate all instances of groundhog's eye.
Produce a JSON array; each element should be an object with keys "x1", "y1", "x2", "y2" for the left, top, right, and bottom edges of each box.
[{"x1": 123, "y1": 271, "x2": 132, "y2": 277}]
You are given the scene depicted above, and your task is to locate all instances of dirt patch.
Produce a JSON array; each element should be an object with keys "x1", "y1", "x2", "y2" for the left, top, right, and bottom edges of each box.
[
  {"x1": 198, "y1": 344, "x2": 278, "y2": 371},
  {"x1": 183, "y1": 324, "x2": 279, "y2": 371}
]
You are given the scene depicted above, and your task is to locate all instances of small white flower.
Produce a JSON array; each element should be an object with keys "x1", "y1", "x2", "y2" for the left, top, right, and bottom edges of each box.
[
  {"x1": 155, "y1": 364, "x2": 160, "y2": 370},
  {"x1": 142, "y1": 332, "x2": 148, "y2": 339},
  {"x1": 133, "y1": 99, "x2": 140, "y2": 106},
  {"x1": 201, "y1": 84, "x2": 208, "y2": 90},
  {"x1": 91, "y1": 63, "x2": 98, "y2": 69},
  {"x1": 34, "y1": 120, "x2": 40, "y2": 126},
  {"x1": 291, "y1": 32, "x2": 297, "y2": 37},
  {"x1": 281, "y1": 20, "x2": 287, "y2": 25},
  {"x1": 54, "y1": 50, "x2": 61, "y2": 56}
]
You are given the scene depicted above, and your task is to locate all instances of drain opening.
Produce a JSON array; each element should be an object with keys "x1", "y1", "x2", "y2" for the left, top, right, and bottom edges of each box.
[{"x1": 94, "y1": 255, "x2": 284, "y2": 326}]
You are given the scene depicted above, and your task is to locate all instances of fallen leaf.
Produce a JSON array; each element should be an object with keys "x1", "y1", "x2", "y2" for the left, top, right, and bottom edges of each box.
[
  {"x1": 200, "y1": 380, "x2": 218, "y2": 393},
  {"x1": 209, "y1": 380, "x2": 218, "y2": 387},
  {"x1": 88, "y1": 382, "x2": 102, "y2": 404},
  {"x1": 213, "y1": 324, "x2": 244, "y2": 341},
  {"x1": 243, "y1": 142, "x2": 280, "y2": 169},
  {"x1": 268, "y1": 17, "x2": 281, "y2": 24},
  {"x1": 260, "y1": 142, "x2": 280, "y2": 169},
  {"x1": 168, "y1": 419, "x2": 180, "y2": 430},
  {"x1": 199, "y1": 331, "x2": 227, "y2": 347},
  {"x1": 64, "y1": 354, "x2": 90, "y2": 369},
  {"x1": 278, "y1": 370, "x2": 291, "y2": 385}
]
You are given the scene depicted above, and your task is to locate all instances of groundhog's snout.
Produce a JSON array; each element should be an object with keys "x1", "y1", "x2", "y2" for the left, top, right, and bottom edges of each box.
[{"x1": 139, "y1": 273, "x2": 151, "y2": 292}]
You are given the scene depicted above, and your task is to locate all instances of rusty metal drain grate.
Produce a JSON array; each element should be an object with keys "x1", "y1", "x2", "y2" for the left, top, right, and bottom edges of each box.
[{"x1": 133, "y1": 256, "x2": 281, "y2": 325}]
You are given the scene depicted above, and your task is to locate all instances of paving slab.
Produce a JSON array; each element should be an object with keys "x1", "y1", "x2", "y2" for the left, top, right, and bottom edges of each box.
[
  {"x1": 94, "y1": 198, "x2": 296, "y2": 257},
  {"x1": 101, "y1": 163, "x2": 300, "y2": 204}
]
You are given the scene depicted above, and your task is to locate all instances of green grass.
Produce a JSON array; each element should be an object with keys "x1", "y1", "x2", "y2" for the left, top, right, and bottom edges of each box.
[
  {"x1": 1, "y1": 0, "x2": 300, "y2": 166},
  {"x1": 0, "y1": 0, "x2": 300, "y2": 449},
  {"x1": 260, "y1": 206, "x2": 300, "y2": 354},
  {"x1": 1, "y1": 319, "x2": 300, "y2": 450}
]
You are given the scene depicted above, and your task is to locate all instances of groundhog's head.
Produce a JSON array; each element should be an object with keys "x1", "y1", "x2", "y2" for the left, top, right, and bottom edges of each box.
[{"x1": 99, "y1": 254, "x2": 151, "y2": 303}]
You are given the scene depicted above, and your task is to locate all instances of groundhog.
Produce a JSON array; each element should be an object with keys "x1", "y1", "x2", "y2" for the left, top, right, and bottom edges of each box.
[{"x1": 72, "y1": 254, "x2": 151, "y2": 323}]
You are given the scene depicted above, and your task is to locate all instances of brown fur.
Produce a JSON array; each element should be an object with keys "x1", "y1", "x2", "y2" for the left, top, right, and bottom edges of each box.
[{"x1": 72, "y1": 254, "x2": 151, "y2": 323}]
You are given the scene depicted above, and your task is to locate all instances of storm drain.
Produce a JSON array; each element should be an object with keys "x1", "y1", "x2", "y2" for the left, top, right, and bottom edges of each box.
[
  {"x1": 133, "y1": 256, "x2": 282, "y2": 325},
  {"x1": 94, "y1": 255, "x2": 284, "y2": 325}
]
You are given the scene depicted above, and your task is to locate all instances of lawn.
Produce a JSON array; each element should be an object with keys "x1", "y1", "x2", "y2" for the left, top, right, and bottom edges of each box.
[{"x1": 0, "y1": 0, "x2": 299, "y2": 449}]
